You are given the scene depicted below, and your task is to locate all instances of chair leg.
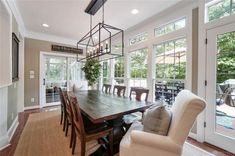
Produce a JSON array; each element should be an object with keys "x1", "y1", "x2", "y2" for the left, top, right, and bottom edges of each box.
[
  {"x1": 108, "y1": 132, "x2": 113, "y2": 156},
  {"x1": 63, "y1": 114, "x2": 66, "y2": 131},
  {"x1": 65, "y1": 119, "x2": 69, "y2": 136},
  {"x1": 70, "y1": 125, "x2": 74, "y2": 148},
  {"x1": 60, "y1": 110, "x2": 63, "y2": 125},
  {"x1": 72, "y1": 134, "x2": 76, "y2": 155},
  {"x1": 81, "y1": 140, "x2": 86, "y2": 156}
]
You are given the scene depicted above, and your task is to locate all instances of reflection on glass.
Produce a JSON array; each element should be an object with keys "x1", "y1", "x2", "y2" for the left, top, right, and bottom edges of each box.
[{"x1": 215, "y1": 31, "x2": 235, "y2": 138}]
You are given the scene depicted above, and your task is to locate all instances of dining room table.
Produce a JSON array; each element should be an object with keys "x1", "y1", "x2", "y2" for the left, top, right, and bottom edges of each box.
[{"x1": 73, "y1": 90, "x2": 154, "y2": 154}]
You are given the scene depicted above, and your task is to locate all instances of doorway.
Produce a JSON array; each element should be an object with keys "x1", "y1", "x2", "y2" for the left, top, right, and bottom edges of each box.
[
  {"x1": 205, "y1": 22, "x2": 235, "y2": 153},
  {"x1": 40, "y1": 52, "x2": 83, "y2": 108}
]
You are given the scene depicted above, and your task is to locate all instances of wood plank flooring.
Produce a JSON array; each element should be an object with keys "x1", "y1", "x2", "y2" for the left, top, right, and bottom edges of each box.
[{"x1": 0, "y1": 106, "x2": 234, "y2": 156}]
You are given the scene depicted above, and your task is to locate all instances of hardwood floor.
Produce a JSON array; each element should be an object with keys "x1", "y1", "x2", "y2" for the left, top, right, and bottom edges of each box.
[{"x1": 0, "y1": 106, "x2": 234, "y2": 156}]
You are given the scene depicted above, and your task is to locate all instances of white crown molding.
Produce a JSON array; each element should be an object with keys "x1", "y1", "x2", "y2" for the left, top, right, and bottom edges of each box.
[
  {"x1": 6, "y1": 0, "x2": 26, "y2": 36},
  {"x1": 25, "y1": 31, "x2": 78, "y2": 46}
]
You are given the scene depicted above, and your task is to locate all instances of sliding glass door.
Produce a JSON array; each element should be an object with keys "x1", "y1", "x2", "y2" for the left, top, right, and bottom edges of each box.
[{"x1": 41, "y1": 55, "x2": 83, "y2": 107}]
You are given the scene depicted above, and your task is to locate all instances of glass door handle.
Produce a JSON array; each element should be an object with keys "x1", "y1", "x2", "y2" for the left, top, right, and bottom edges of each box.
[{"x1": 43, "y1": 78, "x2": 45, "y2": 85}]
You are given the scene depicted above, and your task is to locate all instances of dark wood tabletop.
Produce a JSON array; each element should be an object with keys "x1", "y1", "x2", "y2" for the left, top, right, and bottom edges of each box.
[{"x1": 73, "y1": 90, "x2": 153, "y2": 124}]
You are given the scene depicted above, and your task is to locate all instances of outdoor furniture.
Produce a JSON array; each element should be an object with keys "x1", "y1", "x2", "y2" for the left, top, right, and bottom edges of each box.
[
  {"x1": 102, "y1": 84, "x2": 112, "y2": 94},
  {"x1": 120, "y1": 90, "x2": 206, "y2": 156},
  {"x1": 73, "y1": 90, "x2": 153, "y2": 154},
  {"x1": 113, "y1": 85, "x2": 126, "y2": 97},
  {"x1": 155, "y1": 83, "x2": 167, "y2": 100},
  {"x1": 67, "y1": 92, "x2": 113, "y2": 156},
  {"x1": 224, "y1": 87, "x2": 235, "y2": 107}
]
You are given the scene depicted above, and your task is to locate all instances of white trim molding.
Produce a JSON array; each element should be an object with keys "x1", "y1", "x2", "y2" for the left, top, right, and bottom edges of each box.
[
  {"x1": 0, "y1": 87, "x2": 9, "y2": 149},
  {"x1": 6, "y1": 0, "x2": 26, "y2": 37},
  {"x1": 24, "y1": 105, "x2": 40, "y2": 111},
  {"x1": 7, "y1": 116, "x2": 19, "y2": 142}
]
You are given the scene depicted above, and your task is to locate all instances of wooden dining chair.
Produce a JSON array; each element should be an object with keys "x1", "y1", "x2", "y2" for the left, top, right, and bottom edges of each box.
[
  {"x1": 58, "y1": 88, "x2": 67, "y2": 131},
  {"x1": 102, "y1": 84, "x2": 112, "y2": 94},
  {"x1": 67, "y1": 92, "x2": 113, "y2": 156},
  {"x1": 113, "y1": 85, "x2": 126, "y2": 97},
  {"x1": 129, "y1": 87, "x2": 149, "y2": 101},
  {"x1": 124, "y1": 87, "x2": 150, "y2": 129}
]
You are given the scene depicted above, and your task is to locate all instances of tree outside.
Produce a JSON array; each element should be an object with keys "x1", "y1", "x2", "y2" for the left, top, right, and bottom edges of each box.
[{"x1": 217, "y1": 31, "x2": 235, "y2": 83}]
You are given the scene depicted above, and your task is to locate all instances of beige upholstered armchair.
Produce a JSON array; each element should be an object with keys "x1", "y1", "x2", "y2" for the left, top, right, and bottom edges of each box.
[{"x1": 120, "y1": 90, "x2": 206, "y2": 156}]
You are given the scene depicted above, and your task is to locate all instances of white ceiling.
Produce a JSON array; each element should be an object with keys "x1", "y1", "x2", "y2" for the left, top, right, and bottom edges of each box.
[{"x1": 16, "y1": 0, "x2": 183, "y2": 41}]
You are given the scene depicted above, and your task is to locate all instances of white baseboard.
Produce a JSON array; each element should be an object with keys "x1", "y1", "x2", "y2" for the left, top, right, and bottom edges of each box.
[
  {"x1": 42, "y1": 102, "x2": 60, "y2": 108},
  {"x1": 7, "y1": 116, "x2": 19, "y2": 142},
  {"x1": 189, "y1": 132, "x2": 197, "y2": 140},
  {"x1": 0, "y1": 135, "x2": 9, "y2": 150},
  {"x1": 24, "y1": 105, "x2": 40, "y2": 111}
]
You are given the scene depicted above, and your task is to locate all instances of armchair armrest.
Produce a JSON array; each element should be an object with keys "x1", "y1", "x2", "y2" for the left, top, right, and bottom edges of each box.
[{"x1": 130, "y1": 130, "x2": 181, "y2": 154}]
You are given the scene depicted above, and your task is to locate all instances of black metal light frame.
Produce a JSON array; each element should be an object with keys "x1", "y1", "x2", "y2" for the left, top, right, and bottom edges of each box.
[{"x1": 77, "y1": 0, "x2": 124, "y2": 62}]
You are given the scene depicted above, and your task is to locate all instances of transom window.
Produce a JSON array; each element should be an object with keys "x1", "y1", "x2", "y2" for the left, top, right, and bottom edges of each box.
[
  {"x1": 130, "y1": 48, "x2": 148, "y2": 87},
  {"x1": 114, "y1": 57, "x2": 124, "y2": 85},
  {"x1": 154, "y1": 18, "x2": 186, "y2": 37},
  {"x1": 206, "y1": 0, "x2": 235, "y2": 22},
  {"x1": 129, "y1": 32, "x2": 148, "y2": 46}
]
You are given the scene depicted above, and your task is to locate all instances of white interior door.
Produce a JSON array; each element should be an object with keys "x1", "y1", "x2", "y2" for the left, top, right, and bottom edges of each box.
[{"x1": 205, "y1": 22, "x2": 235, "y2": 154}]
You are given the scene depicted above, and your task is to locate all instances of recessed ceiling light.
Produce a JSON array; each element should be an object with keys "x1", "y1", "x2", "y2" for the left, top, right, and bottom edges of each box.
[
  {"x1": 42, "y1": 23, "x2": 49, "y2": 28},
  {"x1": 131, "y1": 9, "x2": 139, "y2": 15}
]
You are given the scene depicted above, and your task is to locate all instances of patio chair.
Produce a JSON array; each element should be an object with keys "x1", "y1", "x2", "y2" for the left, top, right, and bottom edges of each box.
[{"x1": 224, "y1": 87, "x2": 235, "y2": 107}]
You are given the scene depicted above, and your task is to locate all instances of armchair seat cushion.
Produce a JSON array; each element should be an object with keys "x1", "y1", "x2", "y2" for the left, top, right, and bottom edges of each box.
[{"x1": 142, "y1": 105, "x2": 172, "y2": 136}]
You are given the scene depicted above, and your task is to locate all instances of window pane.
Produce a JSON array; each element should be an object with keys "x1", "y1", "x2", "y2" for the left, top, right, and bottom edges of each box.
[
  {"x1": 156, "y1": 44, "x2": 164, "y2": 54},
  {"x1": 155, "y1": 18, "x2": 186, "y2": 37},
  {"x1": 175, "y1": 18, "x2": 186, "y2": 30},
  {"x1": 165, "y1": 23, "x2": 174, "y2": 34},
  {"x1": 102, "y1": 61, "x2": 110, "y2": 84},
  {"x1": 175, "y1": 38, "x2": 186, "y2": 79},
  {"x1": 114, "y1": 57, "x2": 124, "y2": 78},
  {"x1": 165, "y1": 41, "x2": 174, "y2": 52},
  {"x1": 233, "y1": 0, "x2": 235, "y2": 13},
  {"x1": 208, "y1": 0, "x2": 231, "y2": 22},
  {"x1": 156, "y1": 44, "x2": 165, "y2": 79},
  {"x1": 129, "y1": 32, "x2": 148, "y2": 45},
  {"x1": 130, "y1": 48, "x2": 148, "y2": 87}
]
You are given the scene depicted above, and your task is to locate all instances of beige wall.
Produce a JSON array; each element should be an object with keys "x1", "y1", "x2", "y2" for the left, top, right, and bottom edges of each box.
[
  {"x1": 24, "y1": 38, "x2": 74, "y2": 107},
  {"x1": 190, "y1": 7, "x2": 199, "y2": 134}
]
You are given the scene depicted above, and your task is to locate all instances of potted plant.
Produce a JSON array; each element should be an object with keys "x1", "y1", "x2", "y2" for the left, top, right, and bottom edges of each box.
[{"x1": 82, "y1": 58, "x2": 101, "y2": 89}]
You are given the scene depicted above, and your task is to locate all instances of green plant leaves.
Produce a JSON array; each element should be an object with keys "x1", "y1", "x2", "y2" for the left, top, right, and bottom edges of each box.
[{"x1": 82, "y1": 59, "x2": 101, "y2": 86}]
